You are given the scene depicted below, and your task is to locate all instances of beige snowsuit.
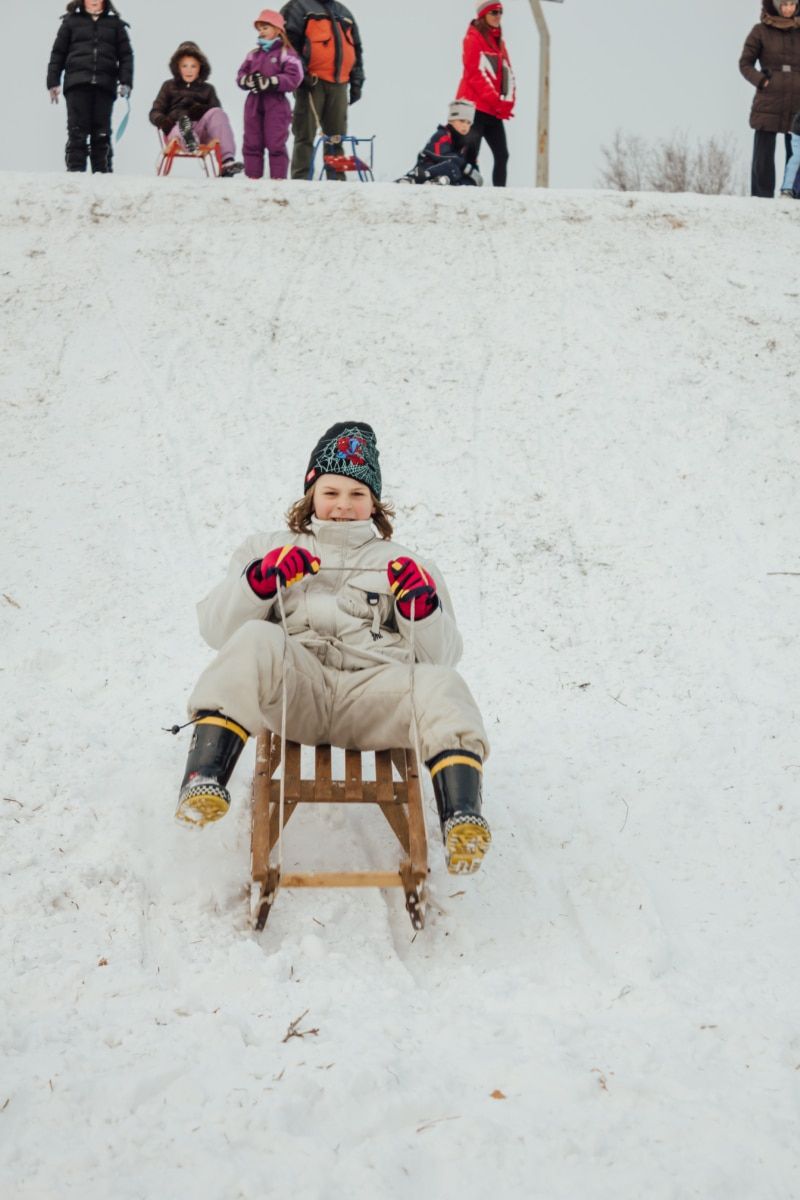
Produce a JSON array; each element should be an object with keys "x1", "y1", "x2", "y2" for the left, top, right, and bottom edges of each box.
[{"x1": 188, "y1": 518, "x2": 489, "y2": 762}]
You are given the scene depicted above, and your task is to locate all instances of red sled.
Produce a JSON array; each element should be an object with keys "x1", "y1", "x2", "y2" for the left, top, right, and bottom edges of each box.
[{"x1": 156, "y1": 132, "x2": 223, "y2": 178}]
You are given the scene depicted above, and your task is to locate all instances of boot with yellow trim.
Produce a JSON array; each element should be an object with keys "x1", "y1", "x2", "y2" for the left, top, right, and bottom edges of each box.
[
  {"x1": 175, "y1": 711, "x2": 250, "y2": 828},
  {"x1": 428, "y1": 749, "x2": 492, "y2": 875}
]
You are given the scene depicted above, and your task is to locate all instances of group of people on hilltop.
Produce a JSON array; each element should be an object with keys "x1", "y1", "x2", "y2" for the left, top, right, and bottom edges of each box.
[
  {"x1": 46, "y1": 0, "x2": 517, "y2": 186},
  {"x1": 741, "y1": 0, "x2": 800, "y2": 197}
]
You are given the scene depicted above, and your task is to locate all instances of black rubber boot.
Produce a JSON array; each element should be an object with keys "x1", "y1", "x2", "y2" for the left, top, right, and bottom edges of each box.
[
  {"x1": 428, "y1": 749, "x2": 492, "y2": 875},
  {"x1": 179, "y1": 114, "x2": 199, "y2": 154},
  {"x1": 176, "y1": 712, "x2": 250, "y2": 828}
]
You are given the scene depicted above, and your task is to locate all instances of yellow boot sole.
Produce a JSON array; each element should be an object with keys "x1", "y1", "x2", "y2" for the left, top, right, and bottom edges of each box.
[
  {"x1": 175, "y1": 782, "x2": 230, "y2": 828},
  {"x1": 444, "y1": 815, "x2": 492, "y2": 875}
]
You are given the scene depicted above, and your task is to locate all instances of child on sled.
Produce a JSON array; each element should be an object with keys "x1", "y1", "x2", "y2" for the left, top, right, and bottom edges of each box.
[
  {"x1": 176, "y1": 422, "x2": 491, "y2": 875},
  {"x1": 237, "y1": 9, "x2": 304, "y2": 180},
  {"x1": 149, "y1": 41, "x2": 243, "y2": 177},
  {"x1": 398, "y1": 99, "x2": 483, "y2": 186}
]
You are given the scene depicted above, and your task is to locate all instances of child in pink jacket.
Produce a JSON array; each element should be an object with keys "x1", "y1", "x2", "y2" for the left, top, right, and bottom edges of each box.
[{"x1": 237, "y1": 9, "x2": 303, "y2": 179}]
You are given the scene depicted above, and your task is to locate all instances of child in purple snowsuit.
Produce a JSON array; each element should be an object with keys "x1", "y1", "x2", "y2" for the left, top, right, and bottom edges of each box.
[{"x1": 237, "y1": 9, "x2": 303, "y2": 180}]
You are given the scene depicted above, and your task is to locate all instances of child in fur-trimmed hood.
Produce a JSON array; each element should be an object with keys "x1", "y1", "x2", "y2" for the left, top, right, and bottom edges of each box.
[{"x1": 149, "y1": 41, "x2": 243, "y2": 176}]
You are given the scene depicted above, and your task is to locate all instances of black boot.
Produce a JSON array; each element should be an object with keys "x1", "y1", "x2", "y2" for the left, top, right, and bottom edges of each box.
[
  {"x1": 428, "y1": 749, "x2": 492, "y2": 875},
  {"x1": 176, "y1": 712, "x2": 250, "y2": 828},
  {"x1": 179, "y1": 114, "x2": 199, "y2": 154}
]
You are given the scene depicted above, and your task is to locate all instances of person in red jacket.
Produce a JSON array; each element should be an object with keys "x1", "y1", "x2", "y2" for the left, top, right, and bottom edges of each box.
[{"x1": 457, "y1": 1, "x2": 516, "y2": 187}]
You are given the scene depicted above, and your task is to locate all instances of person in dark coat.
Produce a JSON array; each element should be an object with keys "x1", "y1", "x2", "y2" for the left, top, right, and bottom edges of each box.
[
  {"x1": 740, "y1": 0, "x2": 800, "y2": 197},
  {"x1": 398, "y1": 99, "x2": 483, "y2": 186},
  {"x1": 280, "y1": 0, "x2": 365, "y2": 180},
  {"x1": 46, "y1": 0, "x2": 133, "y2": 173},
  {"x1": 149, "y1": 42, "x2": 243, "y2": 177}
]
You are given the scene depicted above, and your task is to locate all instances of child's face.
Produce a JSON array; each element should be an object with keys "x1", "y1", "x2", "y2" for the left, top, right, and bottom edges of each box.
[
  {"x1": 84, "y1": 0, "x2": 104, "y2": 13},
  {"x1": 313, "y1": 476, "x2": 374, "y2": 523},
  {"x1": 178, "y1": 57, "x2": 201, "y2": 84},
  {"x1": 451, "y1": 119, "x2": 472, "y2": 136},
  {"x1": 256, "y1": 22, "x2": 280, "y2": 38}
]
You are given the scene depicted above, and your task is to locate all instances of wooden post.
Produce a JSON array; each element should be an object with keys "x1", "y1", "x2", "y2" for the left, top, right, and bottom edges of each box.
[{"x1": 528, "y1": 0, "x2": 552, "y2": 188}]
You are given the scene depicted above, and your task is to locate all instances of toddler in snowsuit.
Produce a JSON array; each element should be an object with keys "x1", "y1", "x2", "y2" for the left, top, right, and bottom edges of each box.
[
  {"x1": 149, "y1": 42, "x2": 243, "y2": 177},
  {"x1": 176, "y1": 422, "x2": 492, "y2": 875},
  {"x1": 237, "y1": 9, "x2": 304, "y2": 180},
  {"x1": 46, "y1": 0, "x2": 133, "y2": 174},
  {"x1": 399, "y1": 99, "x2": 483, "y2": 186}
]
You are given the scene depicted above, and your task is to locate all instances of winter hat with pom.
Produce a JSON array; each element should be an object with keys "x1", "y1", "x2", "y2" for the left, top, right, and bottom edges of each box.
[
  {"x1": 254, "y1": 8, "x2": 285, "y2": 29},
  {"x1": 448, "y1": 98, "x2": 476, "y2": 125},
  {"x1": 304, "y1": 422, "x2": 382, "y2": 499},
  {"x1": 476, "y1": 1, "x2": 502, "y2": 18}
]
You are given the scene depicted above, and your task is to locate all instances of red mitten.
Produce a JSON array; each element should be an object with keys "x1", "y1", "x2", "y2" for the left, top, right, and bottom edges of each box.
[
  {"x1": 247, "y1": 545, "x2": 320, "y2": 598},
  {"x1": 387, "y1": 557, "x2": 439, "y2": 620}
]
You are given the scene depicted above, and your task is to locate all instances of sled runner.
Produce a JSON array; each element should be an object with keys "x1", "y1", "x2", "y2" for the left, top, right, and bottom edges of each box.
[
  {"x1": 156, "y1": 131, "x2": 223, "y2": 178},
  {"x1": 308, "y1": 134, "x2": 375, "y2": 182},
  {"x1": 250, "y1": 735, "x2": 429, "y2": 932}
]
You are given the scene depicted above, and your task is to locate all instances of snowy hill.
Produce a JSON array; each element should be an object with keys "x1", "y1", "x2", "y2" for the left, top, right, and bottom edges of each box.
[{"x1": 2, "y1": 174, "x2": 799, "y2": 1200}]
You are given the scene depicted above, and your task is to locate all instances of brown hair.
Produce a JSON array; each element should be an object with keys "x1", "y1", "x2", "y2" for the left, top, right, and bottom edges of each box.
[
  {"x1": 475, "y1": 16, "x2": 501, "y2": 35},
  {"x1": 286, "y1": 485, "x2": 395, "y2": 539}
]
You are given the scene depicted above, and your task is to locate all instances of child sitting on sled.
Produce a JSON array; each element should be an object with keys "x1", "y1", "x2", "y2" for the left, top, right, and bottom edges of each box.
[
  {"x1": 149, "y1": 41, "x2": 243, "y2": 177},
  {"x1": 176, "y1": 422, "x2": 491, "y2": 875},
  {"x1": 398, "y1": 99, "x2": 483, "y2": 186}
]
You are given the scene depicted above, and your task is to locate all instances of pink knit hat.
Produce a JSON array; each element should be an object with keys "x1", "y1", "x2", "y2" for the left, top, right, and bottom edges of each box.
[
  {"x1": 254, "y1": 9, "x2": 285, "y2": 30},
  {"x1": 476, "y1": 1, "x2": 502, "y2": 17}
]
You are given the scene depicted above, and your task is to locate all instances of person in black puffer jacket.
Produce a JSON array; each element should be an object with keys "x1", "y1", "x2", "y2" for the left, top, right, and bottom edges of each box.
[{"x1": 47, "y1": 0, "x2": 133, "y2": 173}]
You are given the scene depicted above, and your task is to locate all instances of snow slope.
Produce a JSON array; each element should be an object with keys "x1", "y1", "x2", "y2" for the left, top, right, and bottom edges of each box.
[{"x1": 1, "y1": 174, "x2": 799, "y2": 1200}]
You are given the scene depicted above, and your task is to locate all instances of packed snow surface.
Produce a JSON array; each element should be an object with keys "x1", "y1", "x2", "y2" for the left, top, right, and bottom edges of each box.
[{"x1": 2, "y1": 174, "x2": 799, "y2": 1200}]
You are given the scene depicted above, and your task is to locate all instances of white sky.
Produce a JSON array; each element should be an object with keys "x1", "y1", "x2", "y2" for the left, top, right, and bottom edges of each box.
[{"x1": 3, "y1": 0, "x2": 769, "y2": 186}]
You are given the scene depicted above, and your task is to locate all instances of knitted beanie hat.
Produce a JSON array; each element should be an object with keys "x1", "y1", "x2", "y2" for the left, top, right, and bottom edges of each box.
[
  {"x1": 449, "y1": 98, "x2": 476, "y2": 125},
  {"x1": 476, "y1": 1, "x2": 502, "y2": 18},
  {"x1": 304, "y1": 422, "x2": 382, "y2": 499}
]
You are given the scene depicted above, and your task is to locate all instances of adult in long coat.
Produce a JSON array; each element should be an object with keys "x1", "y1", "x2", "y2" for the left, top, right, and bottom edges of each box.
[
  {"x1": 457, "y1": 1, "x2": 516, "y2": 187},
  {"x1": 46, "y1": 0, "x2": 133, "y2": 173},
  {"x1": 740, "y1": 0, "x2": 800, "y2": 197}
]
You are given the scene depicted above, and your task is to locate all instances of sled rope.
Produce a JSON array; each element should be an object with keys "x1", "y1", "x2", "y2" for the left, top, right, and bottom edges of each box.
[
  {"x1": 270, "y1": 555, "x2": 427, "y2": 888},
  {"x1": 275, "y1": 582, "x2": 291, "y2": 878}
]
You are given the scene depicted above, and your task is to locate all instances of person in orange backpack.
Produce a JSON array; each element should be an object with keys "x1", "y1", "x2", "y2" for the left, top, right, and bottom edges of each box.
[
  {"x1": 280, "y1": 0, "x2": 365, "y2": 179},
  {"x1": 457, "y1": 1, "x2": 516, "y2": 187}
]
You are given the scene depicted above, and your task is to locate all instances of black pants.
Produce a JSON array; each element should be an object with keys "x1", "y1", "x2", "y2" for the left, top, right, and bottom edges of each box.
[
  {"x1": 751, "y1": 129, "x2": 792, "y2": 198},
  {"x1": 65, "y1": 85, "x2": 115, "y2": 173},
  {"x1": 467, "y1": 111, "x2": 509, "y2": 187}
]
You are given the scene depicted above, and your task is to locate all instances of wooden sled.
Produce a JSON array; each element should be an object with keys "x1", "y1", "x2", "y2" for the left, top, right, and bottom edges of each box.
[{"x1": 250, "y1": 735, "x2": 429, "y2": 932}]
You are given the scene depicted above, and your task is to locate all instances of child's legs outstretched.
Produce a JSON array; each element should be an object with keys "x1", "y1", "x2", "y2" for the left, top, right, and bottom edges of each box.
[
  {"x1": 188, "y1": 620, "x2": 331, "y2": 744},
  {"x1": 194, "y1": 107, "x2": 237, "y2": 162},
  {"x1": 242, "y1": 96, "x2": 266, "y2": 179},
  {"x1": 263, "y1": 99, "x2": 292, "y2": 180}
]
